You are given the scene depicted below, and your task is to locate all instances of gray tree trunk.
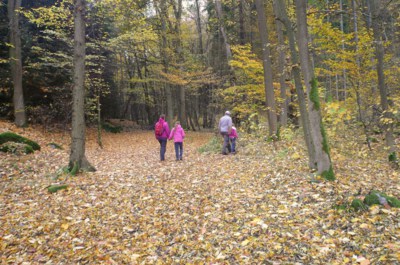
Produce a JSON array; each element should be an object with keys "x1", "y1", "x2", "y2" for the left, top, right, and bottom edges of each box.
[
  {"x1": 339, "y1": 0, "x2": 347, "y2": 101},
  {"x1": 194, "y1": 0, "x2": 204, "y2": 55},
  {"x1": 8, "y1": 0, "x2": 26, "y2": 127},
  {"x1": 370, "y1": 0, "x2": 396, "y2": 156},
  {"x1": 172, "y1": 0, "x2": 186, "y2": 128},
  {"x1": 273, "y1": 0, "x2": 315, "y2": 168},
  {"x1": 295, "y1": 0, "x2": 334, "y2": 179},
  {"x1": 215, "y1": 0, "x2": 232, "y2": 60},
  {"x1": 255, "y1": 0, "x2": 278, "y2": 136},
  {"x1": 69, "y1": 0, "x2": 95, "y2": 172},
  {"x1": 273, "y1": 0, "x2": 288, "y2": 127},
  {"x1": 238, "y1": 0, "x2": 246, "y2": 45},
  {"x1": 155, "y1": 0, "x2": 174, "y2": 125}
]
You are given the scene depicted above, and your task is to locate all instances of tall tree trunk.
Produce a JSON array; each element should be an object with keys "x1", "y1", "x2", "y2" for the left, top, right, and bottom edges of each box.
[
  {"x1": 69, "y1": 0, "x2": 95, "y2": 172},
  {"x1": 215, "y1": 0, "x2": 232, "y2": 60},
  {"x1": 339, "y1": 0, "x2": 348, "y2": 101},
  {"x1": 194, "y1": 0, "x2": 204, "y2": 55},
  {"x1": 370, "y1": 0, "x2": 396, "y2": 158},
  {"x1": 273, "y1": 0, "x2": 288, "y2": 127},
  {"x1": 238, "y1": 0, "x2": 246, "y2": 45},
  {"x1": 172, "y1": 0, "x2": 186, "y2": 128},
  {"x1": 295, "y1": 0, "x2": 334, "y2": 179},
  {"x1": 156, "y1": 0, "x2": 173, "y2": 124},
  {"x1": 8, "y1": 0, "x2": 26, "y2": 127},
  {"x1": 255, "y1": 0, "x2": 278, "y2": 136},
  {"x1": 351, "y1": 0, "x2": 371, "y2": 150},
  {"x1": 273, "y1": 0, "x2": 315, "y2": 168}
]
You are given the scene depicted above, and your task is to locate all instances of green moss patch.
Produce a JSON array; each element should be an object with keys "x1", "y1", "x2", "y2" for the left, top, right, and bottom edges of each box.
[
  {"x1": 47, "y1": 184, "x2": 68, "y2": 193},
  {"x1": 48, "y1": 142, "x2": 63, "y2": 150},
  {"x1": 364, "y1": 190, "x2": 400, "y2": 208},
  {"x1": 388, "y1": 152, "x2": 397, "y2": 162},
  {"x1": 0, "y1": 132, "x2": 40, "y2": 151},
  {"x1": 350, "y1": 199, "x2": 368, "y2": 211},
  {"x1": 321, "y1": 165, "x2": 335, "y2": 181},
  {"x1": 0, "y1": 142, "x2": 34, "y2": 154},
  {"x1": 309, "y1": 78, "x2": 320, "y2": 111}
]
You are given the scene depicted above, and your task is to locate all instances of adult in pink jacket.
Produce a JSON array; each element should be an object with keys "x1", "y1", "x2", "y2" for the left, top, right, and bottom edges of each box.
[
  {"x1": 155, "y1": 114, "x2": 170, "y2": 161},
  {"x1": 168, "y1": 121, "x2": 185, "y2": 160}
]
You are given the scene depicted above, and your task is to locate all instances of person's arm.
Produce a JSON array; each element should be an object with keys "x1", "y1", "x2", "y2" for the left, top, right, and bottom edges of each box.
[
  {"x1": 165, "y1": 123, "x2": 170, "y2": 137},
  {"x1": 168, "y1": 128, "x2": 174, "y2": 140},
  {"x1": 182, "y1": 128, "x2": 185, "y2": 138},
  {"x1": 227, "y1": 118, "x2": 232, "y2": 134}
]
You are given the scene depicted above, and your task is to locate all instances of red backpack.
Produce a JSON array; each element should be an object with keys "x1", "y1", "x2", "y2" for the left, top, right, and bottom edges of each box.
[{"x1": 155, "y1": 120, "x2": 164, "y2": 137}]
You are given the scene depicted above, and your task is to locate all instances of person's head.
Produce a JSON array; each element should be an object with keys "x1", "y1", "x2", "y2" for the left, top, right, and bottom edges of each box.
[
  {"x1": 225, "y1": 110, "x2": 231, "y2": 116},
  {"x1": 175, "y1": 121, "x2": 180, "y2": 127},
  {"x1": 160, "y1": 114, "x2": 166, "y2": 120}
]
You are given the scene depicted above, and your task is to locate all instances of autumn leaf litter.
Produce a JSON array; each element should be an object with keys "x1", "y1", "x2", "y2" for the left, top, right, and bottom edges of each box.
[{"x1": 1, "y1": 121, "x2": 399, "y2": 264}]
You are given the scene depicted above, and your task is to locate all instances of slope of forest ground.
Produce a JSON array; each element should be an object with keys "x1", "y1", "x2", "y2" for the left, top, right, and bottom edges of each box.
[{"x1": 1, "y1": 120, "x2": 399, "y2": 264}]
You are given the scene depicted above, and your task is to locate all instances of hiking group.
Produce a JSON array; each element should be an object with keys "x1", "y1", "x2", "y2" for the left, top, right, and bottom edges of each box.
[{"x1": 154, "y1": 111, "x2": 238, "y2": 161}]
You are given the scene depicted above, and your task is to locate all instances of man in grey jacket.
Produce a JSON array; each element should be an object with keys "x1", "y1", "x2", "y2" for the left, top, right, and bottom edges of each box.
[{"x1": 218, "y1": 111, "x2": 233, "y2": 155}]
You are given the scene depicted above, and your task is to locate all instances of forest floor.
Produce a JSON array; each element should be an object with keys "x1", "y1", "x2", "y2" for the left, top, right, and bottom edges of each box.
[{"x1": 1, "y1": 120, "x2": 399, "y2": 264}]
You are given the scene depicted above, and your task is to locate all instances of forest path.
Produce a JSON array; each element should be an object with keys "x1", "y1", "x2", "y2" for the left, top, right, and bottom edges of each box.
[{"x1": 1, "y1": 125, "x2": 399, "y2": 264}]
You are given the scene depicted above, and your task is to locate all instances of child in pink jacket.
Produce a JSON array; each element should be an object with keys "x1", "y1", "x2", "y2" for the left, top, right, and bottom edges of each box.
[
  {"x1": 168, "y1": 121, "x2": 186, "y2": 160},
  {"x1": 229, "y1": 125, "x2": 238, "y2": 154}
]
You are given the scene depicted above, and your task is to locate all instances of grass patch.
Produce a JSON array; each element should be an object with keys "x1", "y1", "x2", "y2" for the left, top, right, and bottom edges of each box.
[{"x1": 198, "y1": 136, "x2": 222, "y2": 154}]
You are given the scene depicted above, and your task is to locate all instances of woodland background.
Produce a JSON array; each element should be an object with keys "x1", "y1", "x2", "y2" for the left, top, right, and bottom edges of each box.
[{"x1": 1, "y1": 0, "x2": 400, "y2": 263}]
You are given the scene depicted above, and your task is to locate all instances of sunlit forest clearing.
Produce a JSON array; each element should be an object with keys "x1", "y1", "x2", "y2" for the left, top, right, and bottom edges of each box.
[{"x1": 1, "y1": 0, "x2": 400, "y2": 263}]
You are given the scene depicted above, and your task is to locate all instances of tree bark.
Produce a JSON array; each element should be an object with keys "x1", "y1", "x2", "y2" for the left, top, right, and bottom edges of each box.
[
  {"x1": 215, "y1": 0, "x2": 232, "y2": 60},
  {"x1": 255, "y1": 0, "x2": 278, "y2": 136},
  {"x1": 69, "y1": 0, "x2": 95, "y2": 172},
  {"x1": 154, "y1": 0, "x2": 174, "y2": 125},
  {"x1": 273, "y1": 0, "x2": 288, "y2": 127},
  {"x1": 295, "y1": 0, "x2": 334, "y2": 179},
  {"x1": 370, "y1": 0, "x2": 396, "y2": 156},
  {"x1": 194, "y1": 0, "x2": 204, "y2": 55},
  {"x1": 8, "y1": 0, "x2": 26, "y2": 127},
  {"x1": 339, "y1": 0, "x2": 348, "y2": 101},
  {"x1": 273, "y1": 0, "x2": 315, "y2": 168},
  {"x1": 238, "y1": 0, "x2": 246, "y2": 45},
  {"x1": 172, "y1": 0, "x2": 187, "y2": 128}
]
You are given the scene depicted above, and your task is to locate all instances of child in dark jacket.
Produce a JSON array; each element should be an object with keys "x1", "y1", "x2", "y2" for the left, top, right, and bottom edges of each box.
[{"x1": 168, "y1": 121, "x2": 186, "y2": 160}]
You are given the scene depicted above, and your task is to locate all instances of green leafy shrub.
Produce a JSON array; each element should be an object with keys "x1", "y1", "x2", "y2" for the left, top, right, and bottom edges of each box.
[
  {"x1": 198, "y1": 136, "x2": 222, "y2": 154},
  {"x1": 0, "y1": 132, "x2": 40, "y2": 150},
  {"x1": 102, "y1": 122, "x2": 122, "y2": 133}
]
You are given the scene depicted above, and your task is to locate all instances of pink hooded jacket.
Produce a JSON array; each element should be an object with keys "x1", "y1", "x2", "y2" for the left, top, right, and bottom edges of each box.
[
  {"x1": 229, "y1": 126, "x2": 238, "y2": 139},
  {"x1": 155, "y1": 118, "x2": 170, "y2": 140},
  {"x1": 168, "y1": 125, "x2": 185, "y2": 143}
]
